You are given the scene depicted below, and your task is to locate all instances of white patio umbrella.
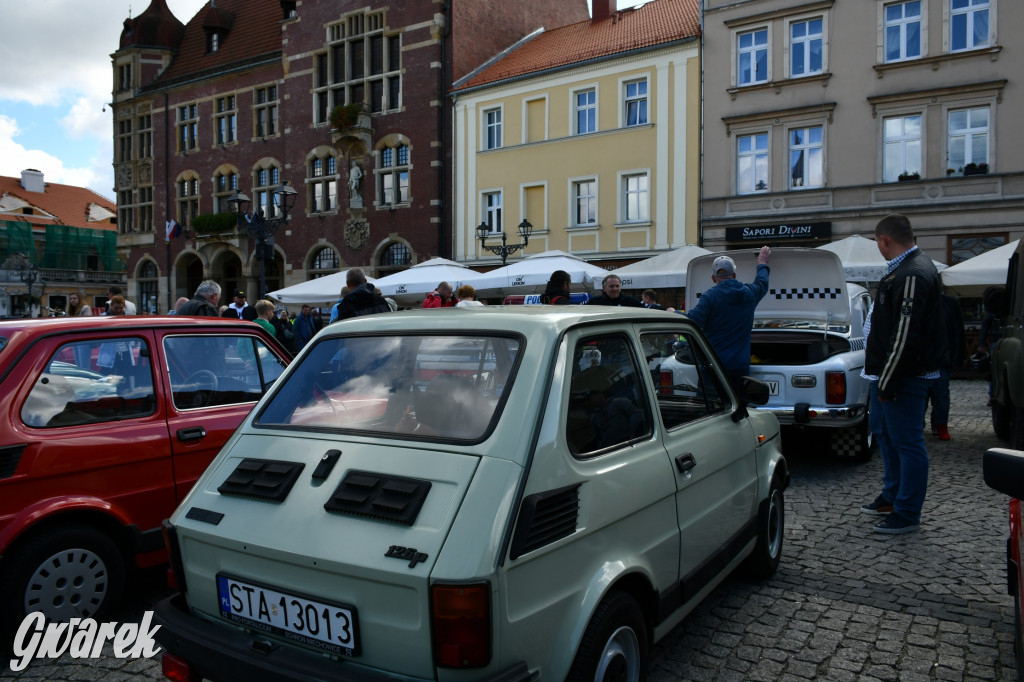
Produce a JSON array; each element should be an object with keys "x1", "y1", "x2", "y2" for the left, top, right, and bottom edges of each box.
[
  {"x1": 266, "y1": 269, "x2": 375, "y2": 305},
  {"x1": 471, "y1": 250, "x2": 611, "y2": 297},
  {"x1": 610, "y1": 245, "x2": 712, "y2": 289},
  {"x1": 817, "y1": 235, "x2": 947, "y2": 283},
  {"x1": 941, "y1": 239, "x2": 1019, "y2": 296},
  {"x1": 372, "y1": 258, "x2": 483, "y2": 306}
]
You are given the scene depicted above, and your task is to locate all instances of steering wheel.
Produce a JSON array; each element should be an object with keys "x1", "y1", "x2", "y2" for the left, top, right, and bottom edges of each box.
[{"x1": 184, "y1": 369, "x2": 219, "y2": 397}]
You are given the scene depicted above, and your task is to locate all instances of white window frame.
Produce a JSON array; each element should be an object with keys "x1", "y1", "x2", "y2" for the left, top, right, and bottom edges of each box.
[
  {"x1": 736, "y1": 131, "x2": 770, "y2": 194},
  {"x1": 307, "y1": 154, "x2": 338, "y2": 214},
  {"x1": 882, "y1": 1, "x2": 923, "y2": 63},
  {"x1": 950, "y1": 0, "x2": 991, "y2": 52},
  {"x1": 622, "y1": 78, "x2": 648, "y2": 127},
  {"x1": 787, "y1": 15, "x2": 824, "y2": 78},
  {"x1": 569, "y1": 176, "x2": 598, "y2": 228},
  {"x1": 946, "y1": 105, "x2": 990, "y2": 171},
  {"x1": 377, "y1": 143, "x2": 410, "y2": 207},
  {"x1": 788, "y1": 125, "x2": 824, "y2": 190},
  {"x1": 481, "y1": 190, "x2": 503, "y2": 234},
  {"x1": 572, "y1": 86, "x2": 597, "y2": 135},
  {"x1": 618, "y1": 170, "x2": 650, "y2": 224},
  {"x1": 882, "y1": 114, "x2": 922, "y2": 182},
  {"x1": 736, "y1": 26, "x2": 769, "y2": 86},
  {"x1": 483, "y1": 107, "x2": 503, "y2": 150}
]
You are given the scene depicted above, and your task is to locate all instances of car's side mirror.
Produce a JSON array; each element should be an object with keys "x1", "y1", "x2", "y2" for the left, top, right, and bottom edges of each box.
[
  {"x1": 741, "y1": 376, "x2": 770, "y2": 406},
  {"x1": 983, "y1": 447, "x2": 1024, "y2": 499}
]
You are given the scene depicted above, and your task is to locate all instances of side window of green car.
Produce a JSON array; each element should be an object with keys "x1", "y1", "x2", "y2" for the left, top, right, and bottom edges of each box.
[
  {"x1": 566, "y1": 333, "x2": 654, "y2": 456},
  {"x1": 641, "y1": 330, "x2": 730, "y2": 429}
]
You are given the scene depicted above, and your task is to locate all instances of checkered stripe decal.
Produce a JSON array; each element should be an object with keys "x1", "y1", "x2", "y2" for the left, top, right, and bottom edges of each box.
[{"x1": 769, "y1": 287, "x2": 841, "y2": 300}]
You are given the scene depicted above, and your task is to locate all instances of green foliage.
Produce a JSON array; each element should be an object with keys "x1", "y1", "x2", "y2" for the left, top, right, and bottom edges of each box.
[
  {"x1": 329, "y1": 102, "x2": 364, "y2": 129},
  {"x1": 192, "y1": 212, "x2": 238, "y2": 234}
]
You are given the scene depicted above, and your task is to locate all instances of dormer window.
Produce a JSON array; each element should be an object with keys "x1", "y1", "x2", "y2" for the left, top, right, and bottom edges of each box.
[
  {"x1": 207, "y1": 30, "x2": 223, "y2": 53},
  {"x1": 281, "y1": 1, "x2": 297, "y2": 20}
]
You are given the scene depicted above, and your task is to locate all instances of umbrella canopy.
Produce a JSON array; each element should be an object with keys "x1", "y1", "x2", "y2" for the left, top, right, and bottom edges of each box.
[
  {"x1": 266, "y1": 269, "x2": 375, "y2": 305},
  {"x1": 941, "y1": 239, "x2": 1019, "y2": 296},
  {"x1": 471, "y1": 250, "x2": 611, "y2": 297},
  {"x1": 372, "y1": 258, "x2": 483, "y2": 306},
  {"x1": 610, "y1": 245, "x2": 712, "y2": 289},
  {"x1": 817, "y1": 235, "x2": 947, "y2": 282}
]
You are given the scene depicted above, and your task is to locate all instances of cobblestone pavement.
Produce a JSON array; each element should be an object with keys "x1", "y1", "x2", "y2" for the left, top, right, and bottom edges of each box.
[{"x1": 2, "y1": 379, "x2": 1015, "y2": 681}]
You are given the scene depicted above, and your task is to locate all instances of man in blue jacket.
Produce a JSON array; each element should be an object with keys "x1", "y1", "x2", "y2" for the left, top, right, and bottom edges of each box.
[{"x1": 685, "y1": 246, "x2": 771, "y2": 392}]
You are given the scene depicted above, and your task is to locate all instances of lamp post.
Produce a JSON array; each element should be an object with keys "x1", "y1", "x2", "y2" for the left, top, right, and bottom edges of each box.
[
  {"x1": 229, "y1": 184, "x2": 299, "y2": 299},
  {"x1": 18, "y1": 264, "x2": 39, "y2": 318},
  {"x1": 476, "y1": 218, "x2": 533, "y2": 266}
]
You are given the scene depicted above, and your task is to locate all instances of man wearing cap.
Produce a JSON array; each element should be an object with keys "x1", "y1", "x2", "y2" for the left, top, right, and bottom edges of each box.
[
  {"x1": 686, "y1": 246, "x2": 772, "y2": 392},
  {"x1": 222, "y1": 288, "x2": 257, "y2": 321}
]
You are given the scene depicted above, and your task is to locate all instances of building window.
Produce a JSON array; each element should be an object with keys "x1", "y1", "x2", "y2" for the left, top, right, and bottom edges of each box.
[
  {"x1": 951, "y1": 0, "x2": 989, "y2": 52},
  {"x1": 951, "y1": 235, "x2": 1006, "y2": 264},
  {"x1": 738, "y1": 28, "x2": 768, "y2": 86},
  {"x1": 118, "y1": 63, "x2": 132, "y2": 91},
  {"x1": 118, "y1": 190, "x2": 135, "y2": 233},
  {"x1": 207, "y1": 30, "x2": 223, "y2": 54},
  {"x1": 624, "y1": 79, "x2": 648, "y2": 126},
  {"x1": 789, "y1": 126, "x2": 823, "y2": 189},
  {"x1": 253, "y1": 164, "x2": 282, "y2": 218},
  {"x1": 313, "y1": 11, "x2": 401, "y2": 125},
  {"x1": 883, "y1": 115, "x2": 922, "y2": 182},
  {"x1": 482, "y1": 191, "x2": 502, "y2": 233},
  {"x1": 255, "y1": 86, "x2": 278, "y2": 138},
  {"x1": 118, "y1": 119, "x2": 132, "y2": 163},
  {"x1": 572, "y1": 179, "x2": 597, "y2": 227},
  {"x1": 213, "y1": 171, "x2": 239, "y2": 213},
  {"x1": 622, "y1": 173, "x2": 649, "y2": 223},
  {"x1": 177, "y1": 104, "x2": 198, "y2": 152},
  {"x1": 311, "y1": 247, "x2": 340, "y2": 277},
  {"x1": 737, "y1": 133, "x2": 769, "y2": 194},
  {"x1": 377, "y1": 143, "x2": 410, "y2": 207},
  {"x1": 884, "y1": 1, "x2": 921, "y2": 62},
  {"x1": 308, "y1": 153, "x2": 339, "y2": 214},
  {"x1": 177, "y1": 174, "x2": 200, "y2": 226},
  {"x1": 138, "y1": 187, "x2": 153, "y2": 233},
  {"x1": 138, "y1": 261, "x2": 159, "y2": 314},
  {"x1": 574, "y1": 89, "x2": 596, "y2": 135},
  {"x1": 215, "y1": 96, "x2": 236, "y2": 145},
  {"x1": 137, "y1": 114, "x2": 152, "y2": 159},
  {"x1": 790, "y1": 17, "x2": 823, "y2": 77},
  {"x1": 484, "y1": 108, "x2": 502, "y2": 150},
  {"x1": 379, "y1": 242, "x2": 411, "y2": 275},
  {"x1": 948, "y1": 106, "x2": 989, "y2": 171}
]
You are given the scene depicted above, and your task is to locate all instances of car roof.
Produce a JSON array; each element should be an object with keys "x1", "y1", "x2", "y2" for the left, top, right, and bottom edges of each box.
[{"x1": 0, "y1": 316, "x2": 263, "y2": 335}]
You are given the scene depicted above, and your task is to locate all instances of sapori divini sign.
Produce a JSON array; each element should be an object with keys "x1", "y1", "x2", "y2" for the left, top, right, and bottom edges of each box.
[{"x1": 726, "y1": 222, "x2": 831, "y2": 242}]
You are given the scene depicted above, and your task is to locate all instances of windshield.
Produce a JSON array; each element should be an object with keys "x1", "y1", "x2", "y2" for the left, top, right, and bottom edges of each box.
[{"x1": 257, "y1": 333, "x2": 522, "y2": 441}]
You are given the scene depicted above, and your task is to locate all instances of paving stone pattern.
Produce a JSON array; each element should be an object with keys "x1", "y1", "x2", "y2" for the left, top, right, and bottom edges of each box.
[{"x1": 2, "y1": 380, "x2": 1015, "y2": 680}]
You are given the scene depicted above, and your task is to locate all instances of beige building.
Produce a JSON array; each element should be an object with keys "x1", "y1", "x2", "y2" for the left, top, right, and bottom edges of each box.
[
  {"x1": 451, "y1": 0, "x2": 701, "y2": 270},
  {"x1": 701, "y1": 0, "x2": 1023, "y2": 272}
]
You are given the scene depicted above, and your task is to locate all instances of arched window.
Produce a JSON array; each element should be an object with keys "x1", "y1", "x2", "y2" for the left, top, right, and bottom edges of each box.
[
  {"x1": 213, "y1": 169, "x2": 239, "y2": 213},
  {"x1": 176, "y1": 171, "x2": 200, "y2": 226},
  {"x1": 252, "y1": 161, "x2": 282, "y2": 218},
  {"x1": 378, "y1": 242, "x2": 411, "y2": 276},
  {"x1": 376, "y1": 143, "x2": 410, "y2": 208},
  {"x1": 310, "y1": 247, "x2": 340, "y2": 278},
  {"x1": 307, "y1": 151, "x2": 339, "y2": 214}
]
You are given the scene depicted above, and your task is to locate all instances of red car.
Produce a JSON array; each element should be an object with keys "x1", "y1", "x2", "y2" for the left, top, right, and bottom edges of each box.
[
  {"x1": 983, "y1": 446, "x2": 1024, "y2": 678},
  {"x1": 0, "y1": 316, "x2": 289, "y2": 643}
]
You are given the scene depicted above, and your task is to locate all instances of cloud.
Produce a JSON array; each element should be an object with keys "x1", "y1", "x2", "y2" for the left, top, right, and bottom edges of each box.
[{"x1": 0, "y1": 115, "x2": 113, "y2": 200}]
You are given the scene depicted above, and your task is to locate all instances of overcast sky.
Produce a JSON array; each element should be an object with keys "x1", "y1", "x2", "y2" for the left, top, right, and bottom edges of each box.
[{"x1": 0, "y1": 0, "x2": 644, "y2": 202}]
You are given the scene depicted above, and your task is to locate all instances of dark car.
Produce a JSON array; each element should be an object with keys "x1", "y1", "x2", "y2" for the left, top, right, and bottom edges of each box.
[
  {"x1": 0, "y1": 316, "x2": 290, "y2": 644},
  {"x1": 983, "y1": 446, "x2": 1024, "y2": 678}
]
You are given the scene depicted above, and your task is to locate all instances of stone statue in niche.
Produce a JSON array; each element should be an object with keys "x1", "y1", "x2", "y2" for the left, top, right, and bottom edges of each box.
[{"x1": 348, "y1": 162, "x2": 363, "y2": 208}]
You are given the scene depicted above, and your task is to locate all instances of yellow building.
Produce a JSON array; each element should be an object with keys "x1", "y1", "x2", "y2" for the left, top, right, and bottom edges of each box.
[{"x1": 451, "y1": 0, "x2": 700, "y2": 270}]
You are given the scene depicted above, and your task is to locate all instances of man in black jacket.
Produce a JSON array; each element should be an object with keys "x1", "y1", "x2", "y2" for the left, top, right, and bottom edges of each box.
[
  {"x1": 862, "y1": 214, "x2": 947, "y2": 535},
  {"x1": 176, "y1": 280, "x2": 222, "y2": 317},
  {"x1": 585, "y1": 274, "x2": 643, "y2": 307},
  {"x1": 331, "y1": 268, "x2": 391, "y2": 322}
]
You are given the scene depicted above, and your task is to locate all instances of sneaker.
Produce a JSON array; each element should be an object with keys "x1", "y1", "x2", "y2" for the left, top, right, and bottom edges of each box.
[
  {"x1": 936, "y1": 424, "x2": 951, "y2": 441},
  {"x1": 861, "y1": 496, "x2": 894, "y2": 515},
  {"x1": 874, "y1": 513, "x2": 920, "y2": 535}
]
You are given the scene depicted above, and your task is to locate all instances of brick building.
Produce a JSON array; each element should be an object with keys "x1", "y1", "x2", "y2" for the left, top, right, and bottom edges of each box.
[{"x1": 112, "y1": 0, "x2": 588, "y2": 311}]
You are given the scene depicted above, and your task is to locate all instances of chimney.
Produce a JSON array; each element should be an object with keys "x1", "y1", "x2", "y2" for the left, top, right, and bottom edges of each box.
[
  {"x1": 593, "y1": 0, "x2": 616, "y2": 21},
  {"x1": 20, "y1": 169, "x2": 45, "y2": 193}
]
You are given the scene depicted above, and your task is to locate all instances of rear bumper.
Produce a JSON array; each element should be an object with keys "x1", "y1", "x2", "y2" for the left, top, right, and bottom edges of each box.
[
  {"x1": 757, "y1": 403, "x2": 866, "y2": 427},
  {"x1": 154, "y1": 593, "x2": 530, "y2": 682}
]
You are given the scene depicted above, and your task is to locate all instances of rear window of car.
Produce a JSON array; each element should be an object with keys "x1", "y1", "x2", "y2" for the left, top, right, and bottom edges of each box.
[{"x1": 256, "y1": 334, "x2": 522, "y2": 441}]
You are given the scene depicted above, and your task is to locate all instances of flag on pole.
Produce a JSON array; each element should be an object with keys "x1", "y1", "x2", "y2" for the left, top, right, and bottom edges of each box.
[{"x1": 165, "y1": 219, "x2": 182, "y2": 242}]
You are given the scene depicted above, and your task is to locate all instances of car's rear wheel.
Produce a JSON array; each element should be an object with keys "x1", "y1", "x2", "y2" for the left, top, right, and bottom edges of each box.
[
  {"x1": 744, "y1": 474, "x2": 785, "y2": 578},
  {"x1": 831, "y1": 418, "x2": 873, "y2": 462},
  {"x1": 993, "y1": 399, "x2": 1013, "y2": 441},
  {"x1": 0, "y1": 525, "x2": 125, "y2": 640},
  {"x1": 567, "y1": 591, "x2": 647, "y2": 682}
]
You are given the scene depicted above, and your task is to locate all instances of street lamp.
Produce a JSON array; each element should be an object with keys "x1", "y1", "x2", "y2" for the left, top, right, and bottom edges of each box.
[
  {"x1": 229, "y1": 184, "x2": 299, "y2": 298},
  {"x1": 18, "y1": 264, "x2": 39, "y2": 318},
  {"x1": 476, "y1": 218, "x2": 533, "y2": 266}
]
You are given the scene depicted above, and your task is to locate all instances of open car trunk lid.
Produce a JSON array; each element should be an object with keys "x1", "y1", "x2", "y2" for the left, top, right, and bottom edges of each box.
[{"x1": 171, "y1": 433, "x2": 480, "y2": 678}]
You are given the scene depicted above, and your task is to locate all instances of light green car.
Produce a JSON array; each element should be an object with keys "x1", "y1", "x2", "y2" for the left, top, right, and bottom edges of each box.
[{"x1": 154, "y1": 306, "x2": 787, "y2": 682}]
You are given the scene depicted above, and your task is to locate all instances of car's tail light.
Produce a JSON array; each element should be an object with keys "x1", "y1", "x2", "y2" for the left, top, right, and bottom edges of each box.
[
  {"x1": 431, "y1": 582, "x2": 490, "y2": 668},
  {"x1": 825, "y1": 372, "x2": 846, "y2": 405},
  {"x1": 660, "y1": 370, "x2": 673, "y2": 395},
  {"x1": 161, "y1": 651, "x2": 197, "y2": 682},
  {"x1": 163, "y1": 520, "x2": 187, "y2": 594}
]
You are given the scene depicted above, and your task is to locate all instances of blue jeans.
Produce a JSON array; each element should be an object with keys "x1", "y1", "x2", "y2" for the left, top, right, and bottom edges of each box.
[
  {"x1": 872, "y1": 378, "x2": 930, "y2": 524},
  {"x1": 929, "y1": 368, "x2": 951, "y2": 426}
]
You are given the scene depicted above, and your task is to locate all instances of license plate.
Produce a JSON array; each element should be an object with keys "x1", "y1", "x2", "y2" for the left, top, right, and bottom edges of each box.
[
  {"x1": 217, "y1": 574, "x2": 359, "y2": 656},
  {"x1": 765, "y1": 381, "x2": 779, "y2": 396}
]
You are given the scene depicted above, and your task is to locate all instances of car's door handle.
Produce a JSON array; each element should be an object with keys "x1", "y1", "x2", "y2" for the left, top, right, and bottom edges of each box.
[
  {"x1": 177, "y1": 426, "x2": 207, "y2": 442},
  {"x1": 675, "y1": 453, "x2": 696, "y2": 473}
]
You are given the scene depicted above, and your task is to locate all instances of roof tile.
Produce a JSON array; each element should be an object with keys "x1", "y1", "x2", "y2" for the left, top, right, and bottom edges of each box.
[{"x1": 0, "y1": 176, "x2": 117, "y2": 231}]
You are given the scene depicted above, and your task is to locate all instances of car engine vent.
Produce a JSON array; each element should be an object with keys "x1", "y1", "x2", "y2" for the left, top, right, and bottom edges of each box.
[
  {"x1": 0, "y1": 444, "x2": 25, "y2": 479},
  {"x1": 217, "y1": 459, "x2": 304, "y2": 503},
  {"x1": 510, "y1": 483, "x2": 580, "y2": 560},
  {"x1": 324, "y1": 470, "x2": 431, "y2": 526}
]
